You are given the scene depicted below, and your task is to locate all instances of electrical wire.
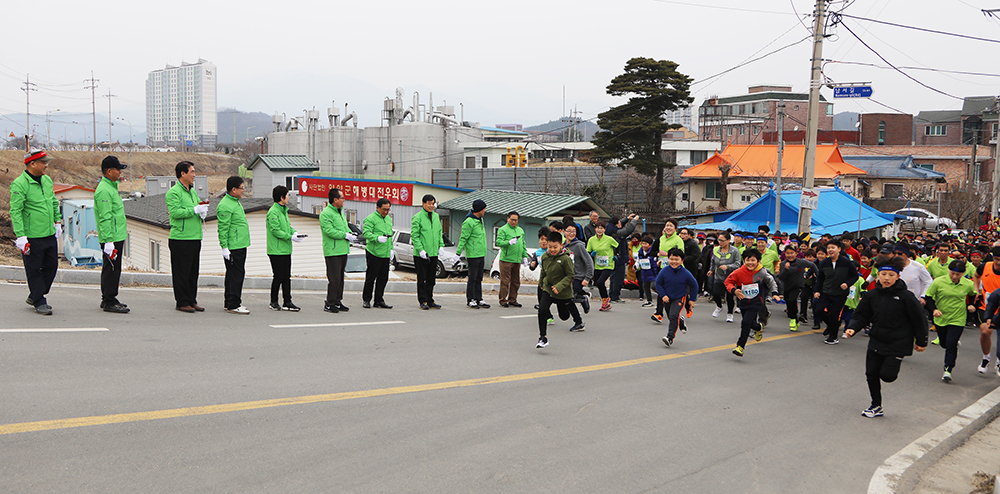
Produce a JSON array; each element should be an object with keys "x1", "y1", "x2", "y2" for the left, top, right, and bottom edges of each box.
[
  {"x1": 649, "y1": 0, "x2": 801, "y2": 15},
  {"x1": 823, "y1": 60, "x2": 1000, "y2": 78},
  {"x1": 836, "y1": 13, "x2": 1000, "y2": 44}
]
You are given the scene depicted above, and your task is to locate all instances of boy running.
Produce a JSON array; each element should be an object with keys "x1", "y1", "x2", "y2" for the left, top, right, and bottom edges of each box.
[
  {"x1": 536, "y1": 231, "x2": 584, "y2": 348},
  {"x1": 845, "y1": 256, "x2": 928, "y2": 418},
  {"x1": 725, "y1": 248, "x2": 782, "y2": 357},
  {"x1": 776, "y1": 242, "x2": 816, "y2": 332},
  {"x1": 655, "y1": 248, "x2": 699, "y2": 347}
]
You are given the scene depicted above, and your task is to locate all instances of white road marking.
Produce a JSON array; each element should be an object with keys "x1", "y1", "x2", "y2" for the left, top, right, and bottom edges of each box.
[
  {"x1": 499, "y1": 315, "x2": 537, "y2": 319},
  {"x1": 0, "y1": 328, "x2": 109, "y2": 333},
  {"x1": 269, "y1": 320, "x2": 406, "y2": 329}
]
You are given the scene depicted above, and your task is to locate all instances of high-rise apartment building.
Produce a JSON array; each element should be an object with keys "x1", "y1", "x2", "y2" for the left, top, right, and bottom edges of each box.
[{"x1": 145, "y1": 59, "x2": 217, "y2": 148}]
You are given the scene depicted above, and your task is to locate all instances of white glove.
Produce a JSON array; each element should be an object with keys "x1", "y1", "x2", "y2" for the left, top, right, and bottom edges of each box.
[
  {"x1": 452, "y1": 255, "x2": 462, "y2": 264},
  {"x1": 104, "y1": 242, "x2": 115, "y2": 257},
  {"x1": 420, "y1": 250, "x2": 428, "y2": 260},
  {"x1": 15, "y1": 236, "x2": 28, "y2": 254},
  {"x1": 291, "y1": 233, "x2": 304, "y2": 243},
  {"x1": 222, "y1": 248, "x2": 231, "y2": 260},
  {"x1": 54, "y1": 223, "x2": 62, "y2": 239},
  {"x1": 377, "y1": 235, "x2": 388, "y2": 243},
  {"x1": 345, "y1": 232, "x2": 358, "y2": 242},
  {"x1": 508, "y1": 238, "x2": 518, "y2": 246},
  {"x1": 193, "y1": 203, "x2": 209, "y2": 217},
  {"x1": 390, "y1": 249, "x2": 396, "y2": 261}
]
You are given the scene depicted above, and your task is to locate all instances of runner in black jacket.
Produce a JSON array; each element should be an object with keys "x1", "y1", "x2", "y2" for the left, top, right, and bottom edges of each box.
[
  {"x1": 814, "y1": 240, "x2": 859, "y2": 344},
  {"x1": 845, "y1": 256, "x2": 928, "y2": 418}
]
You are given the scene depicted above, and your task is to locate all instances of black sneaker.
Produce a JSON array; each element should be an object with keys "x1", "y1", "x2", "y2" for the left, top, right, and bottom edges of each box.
[
  {"x1": 429, "y1": 303, "x2": 441, "y2": 309},
  {"x1": 420, "y1": 303, "x2": 430, "y2": 310},
  {"x1": 862, "y1": 405, "x2": 884, "y2": 418},
  {"x1": 103, "y1": 303, "x2": 130, "y2": 314},
  {"x1": 536, "y1": 337, "x2": 549, "y2": 348},
  {"x1": 35, "y1": 304, "x2": 53, "y2": 315},
  {"x1": 500, "y1": 302, "x2": 509, "y2": 308},
  {"x1": 336, "y1": 304, "x2": 350, "y2": 312},
  {"x1": 468, "y1": 301, "x2": 480, "y2": 309},
  {"x1": 282, "y1": 302, "x2": 301, "y2": 312},
  {"x1": 508, "y1": 302, "x2": 522, "y2": 308},
  {"x1": 477, "y1": 300, "x2": 491, "y2": 309},
  {"x1": 362, "y1": 301, "x2": 372, "y2": 309},
  {"x1": 569, "y1": 323, "x2": 585, "y2": 332},
  {"x1": 324, "y1": 304, "x2": 339, "y2": 313},
  {"x1": 812, "y1": 322, "x2": 822, "y2": 330},
  {"x1": 662, "y1": 336, "x2": 672, "y2": 347},
  {"x1": 269, "y1": 302, "x2": 282, "y2": 311},
  {"x1": 581, "y1": 297, "x2": 590, "y2": 314}
]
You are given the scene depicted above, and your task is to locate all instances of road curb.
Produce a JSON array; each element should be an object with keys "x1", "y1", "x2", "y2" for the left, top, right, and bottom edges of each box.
[
  {"x1": 868, "y1": 384, "x2": 1000, "y2": 493},
  {"x1": 0, "y1": 265, "x2": 538, "y2": 295}
]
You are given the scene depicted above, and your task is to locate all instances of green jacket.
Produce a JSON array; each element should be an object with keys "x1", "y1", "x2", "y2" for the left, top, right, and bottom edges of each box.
[
  {"x1": 457, "y1": 214, "x2": 487, "y2": 259},
  {"x1": 266, "y1": 203, "x2": 295, "y2": 255},
  {"x1": 320, "y1": 204, "x2": 351, "y2": 256},
  {"x1": 216, "y1": 194, "x2": 250, "y2": 250},
  {"x1": 411, "y1": 208, "x2": 443, "y2": 256},
  {"x1": 495, "y1": 223, "x2": 527, "y2": 262},
  {"x1": 165, "y1": 181, "x2": 203, "y2": 240},
  {"x1": 9, "y1": 170, "x2": 61, "y2": 238},
  {"x1": 93, "y1": 176, "x2": 127, "y2": 243},
  {"x1": 362, "y1": 210, "x2": 393, "y2": 258},
  {"x1": 538, "y1": 248, "x2": 575, "y2": 299}
]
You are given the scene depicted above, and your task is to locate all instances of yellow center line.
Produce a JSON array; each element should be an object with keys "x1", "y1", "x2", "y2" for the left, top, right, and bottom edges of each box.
[{"x1": 0, "y1": 330, "x2": 821, "y2": 436}]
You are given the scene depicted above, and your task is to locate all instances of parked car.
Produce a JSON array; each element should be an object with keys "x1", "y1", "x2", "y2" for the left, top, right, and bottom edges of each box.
[
  {"x1": 892, "y1": 208, "x2": 957, "y2": 231},
  {"x1": 490, "y1": 250, "x2": 541, "y2": 282},
  {"x1": 348, "y1": 222, "x2": 365, "y2": 247},
  {"x1": 390, "y1": 230, "x2": 468, "y2": 278}
]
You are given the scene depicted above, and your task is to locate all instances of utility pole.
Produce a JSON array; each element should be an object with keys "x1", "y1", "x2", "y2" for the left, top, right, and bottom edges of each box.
[
  {"x1": 797, "y1": 0, "x2": 828, "y2": 236},
  {"x1": 104, "y1": 89, "x2": 117, "y2": 145},
  {"x1": 21, "y1": 74, "x2": 37, "y2": 151},
  {"x1": 775, "y1": 101, "x2": 786, "y2": 230},
  {"x1": 85, "y1": 71, "x2": 99, "y2": 152}
]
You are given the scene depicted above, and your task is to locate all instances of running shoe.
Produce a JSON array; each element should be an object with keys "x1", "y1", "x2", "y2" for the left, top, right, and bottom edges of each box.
[
  {"x1": 862, "y1": 406, "x2": 884, "y2": 418},
  {"x1": 662, "y1": 336, "x2": 672, "y2": 347},
  {"x1": 599, "y1": 298, "x2": 611, "y2": 312},
  {"x1": 825, "y1": 339, "x2": 840, "y2": 345},
  {"x1": 642, "y1": 301, "x2": 653, "y2": 308},
  {"x1": 581, "y1": 297, "x2": 591, "y2": 314},
  {"x1": 754, "y1": 329, "x2": 763, "y2": 342},
  {"x1": 712, "y1": 307, "x2": 723, "y2": 318},
  {"x1": 996, "y1": 362, "x2": 1000, "y2": 378},
  {"x1": 269, "y1": 302, "x2": 282, "y2": 311},
  {"x1": 468, "y1": 300, "x2": 479, "y2": 309},
  {"x1": 930, "y1": 337, "x2": 940, "y2": 346},
  {"x1": 651, "y1": 314, "x2": 663, "y2": 323},
  {"x1": 812, "y1": 322, "x2": 822, "y2": 330},
  {"x1": 547, "y1": 318, "x2": 554, "y2": 325},
  {"x1": 734, "y1": 307, "x2": 741, "y2": 314},
  {"x1": 789, "y1": 319, "x2": 798, "y2": 332},
  {"x1": 477, "y1": 301, "x2": 491, "y2": 309},
  {"x1": 942, "y1": 370, "x2": 952, "y2": 383},
  {"x1": 282, "y1": 302, "x2": 301, "y2": 312},
  {"x1": 536, "y1": 337, "x2": 548, "y2": 348},
  {"x1": 569, "y1": 323, "x2": 585, "y2": 332},
  {"x1": 726, "y1": 314, "x2": 734, "y2": 323},
  {"x1": 732, "y1": 345, "x2": 744, "y2": 357}
]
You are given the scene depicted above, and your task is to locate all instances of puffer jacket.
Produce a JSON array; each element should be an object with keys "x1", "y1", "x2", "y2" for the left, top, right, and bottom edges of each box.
[{"x1": 847, "y1": 279, "x2": 929, "y2": 356}]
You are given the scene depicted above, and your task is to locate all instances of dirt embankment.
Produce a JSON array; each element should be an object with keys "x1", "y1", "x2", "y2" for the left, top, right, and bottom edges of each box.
[{"x1": 0, "y1": 150, "x2": 241, "y2": 264}]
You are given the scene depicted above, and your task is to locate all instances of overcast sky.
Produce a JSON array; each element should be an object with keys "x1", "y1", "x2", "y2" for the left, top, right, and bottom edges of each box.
[{"x1": 2, "y1": 0, "x2": 998, "y2": 142}]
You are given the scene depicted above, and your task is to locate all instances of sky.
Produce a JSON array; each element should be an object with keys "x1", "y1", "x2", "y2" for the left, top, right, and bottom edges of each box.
[{"x1": 2, "y1": 0, "x2": 998, "y2": 143}]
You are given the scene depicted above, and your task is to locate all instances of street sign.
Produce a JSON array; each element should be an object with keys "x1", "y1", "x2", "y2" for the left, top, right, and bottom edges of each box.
[
  {"x1": 799, "y1": 188, "x2": 819, "y2": 210},
  {"x1": 8, "y1": 132, "x2": 14, "y2": 138},
  {"x1": 833, "y1": 86, "x2": 873, "y2": 98}
]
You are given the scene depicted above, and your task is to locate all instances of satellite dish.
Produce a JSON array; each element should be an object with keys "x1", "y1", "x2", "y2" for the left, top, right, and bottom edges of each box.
[{"x1": 793, "y1": 126, "x2": 799, "y2": 131}]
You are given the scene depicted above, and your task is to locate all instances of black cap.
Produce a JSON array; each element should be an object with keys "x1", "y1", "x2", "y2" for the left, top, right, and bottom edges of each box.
[
  {"x1": 101, "y1": 155, "x2": 128, "y2": 171},
  {"x1": 472, "y1": 199, "x2": 487, "y2": 213}
]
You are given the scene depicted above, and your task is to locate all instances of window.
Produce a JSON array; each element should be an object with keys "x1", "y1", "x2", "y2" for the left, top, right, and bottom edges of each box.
[
  {"x1": 993, "y1": 123, "x2": 998, "y2": 139},
  {"x1": 916, "y1": 163, "x2": 934, "y2": 171},
  {"x1": 826, "y1": 104, "x2": 834, "y2": 116},
  {"x1": 878, "y1": 121, "x2": 886, "y2": 144},
  {"x1": 482, "y1": 156, "x2": 488, "y2": 168},
  {"x1": 398, "y1": 232, "x2": 411, "y2": 245},
  {"x1": 752, "y1": 126, "x2": 760, "y2": 135},
  {"x1": 345, "y1": 209, "x2": 358, "y2": 224},
  {"x1": 691, "y1": 150, "x2": 709, "y2": 164},
  {"x1": 705, "y1": 181, "x2": 723, "y2": 200},
  {"x1": 465, "y1": 156, "x2": 476, "y2": 169},
  {"x1": 285, "y1": 176, "x2": 294, "y2": 190},
  {"x1": 925, "y1": 125, "x2": 947, "y2": 136},
  {"x1": 727, "y1": 127, "x2": 733, "y2": 136},
  {"x1": 681, "y1": 192, "x2": 689, "y2": 201},
  {"x1": 739, "y1": 127, "x2": 745, "y2": 135},
  {"x1": 883, "y1": 183, "x2": 904, "y2": 198},
  {"x1": 740, "y1": 194, "x2": 752, "y2": 203},
  {"x1": 150, "y1": 240, "x2": 160, "y2": 271}
]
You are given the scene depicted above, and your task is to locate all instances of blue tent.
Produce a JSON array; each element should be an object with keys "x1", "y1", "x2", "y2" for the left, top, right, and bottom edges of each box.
[{"x1": 693, "y1": 186, "x2": 895, "y2": 235}]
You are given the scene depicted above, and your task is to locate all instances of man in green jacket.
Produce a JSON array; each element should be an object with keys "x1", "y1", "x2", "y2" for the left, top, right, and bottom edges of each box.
[
  {"x1": 458, "y1": 199, "x2": 490, "y2": 309},
  {"x1": 320, "y1": 187, "x2": 356, "y2": 313},
  {"x1": 218, "y1": 176, "x2": 251, "y2": 314},
  {"x1": 412, "y1": 194, "x2": 444, "y2": 310},
  {"x1": 536, "y1": 230, "x2": 583, "y2": 348},
  {"x1": 94, "y1": 156, "x2": 129, "y2": 313},
  {"x1": 166, "y1": 161, "x2": 209, "y2": 313},
  {"x1": 10, "y1": 150, "x2": 62, "y2": 315},
  {"x1": 495, "y1": 211, "x2": 527, "y2": 308},
  {"x1": 362, "y1": 197, "x2": 394, "y2": 309},
  {"x1": 266, "y1": 185, "x2": 303, "y2": 312}
]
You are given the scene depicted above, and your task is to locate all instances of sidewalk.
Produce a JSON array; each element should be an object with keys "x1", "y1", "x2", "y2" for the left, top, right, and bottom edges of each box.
[{"x1": 911, "y1": 412, "x2": 1000, "y2": 493}]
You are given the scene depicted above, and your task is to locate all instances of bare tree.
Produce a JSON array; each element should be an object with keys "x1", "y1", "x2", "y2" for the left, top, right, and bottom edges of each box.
[{"x1": 939, "y1": 185, "x2": 995, "y2": 229}]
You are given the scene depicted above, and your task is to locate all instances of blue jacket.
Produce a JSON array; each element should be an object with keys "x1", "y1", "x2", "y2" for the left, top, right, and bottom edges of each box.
[
  {"x1": 636, "y1": 246, "x2": 659, "y2": 283},
  {"x1": 654, "y1": 264, "x2": 699, "y2": 303}
]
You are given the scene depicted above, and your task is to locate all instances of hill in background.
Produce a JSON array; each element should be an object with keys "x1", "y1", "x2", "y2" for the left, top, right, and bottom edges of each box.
[
  {"x1": 524, "y1": 118, "x2": 601, "y2": 141},
  {"x1": 833, "y1": 111, "x2": 860, "y2": 131}
]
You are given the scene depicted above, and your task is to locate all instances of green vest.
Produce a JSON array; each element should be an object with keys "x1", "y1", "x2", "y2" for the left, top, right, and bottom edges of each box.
[
  {"x1": 93, "y1": 176, "x2": 127, "y2": 243},
  {"x1": 320, "y1": 205, "x2": 351, "y2": 256},
  {"x1": 362, "y1": 210, "x2": 394, "y2": 258},
  {"x1": 266, "y1": 203, "x2": 294, "y2": 255},
  {"x1": 658, "y1": 232, "x2": 684, "y2": 267},
  {"x1": 165, "y1": 181, "x2": 202, "y2": 240},
  {"x1": 9, "y1": 170, "x2": 61, "y2": 238},
  {"x1": 457, "y1": 215, "x2": 487, "y2": 259},
  {"x1": 216, "y1": 194, "x2": 250, "y2": 250}
]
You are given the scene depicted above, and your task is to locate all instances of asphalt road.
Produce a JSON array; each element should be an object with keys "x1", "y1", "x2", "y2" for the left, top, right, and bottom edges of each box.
[{"x1": 0, "y1": 281, "x2": 997, "y2": 493}]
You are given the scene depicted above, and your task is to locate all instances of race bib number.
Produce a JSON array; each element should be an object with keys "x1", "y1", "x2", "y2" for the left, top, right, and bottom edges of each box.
[
  {"x1": 848, "y1": 286, "x2": 857, "y2": 299},
  {"x1": 596, "y1": 255, "x2": 610, "y2": 267},
  {"x1": 638, "y1": 258, "x2": 651, "y2": 270},
  {"x1": 741, "y1": 283, "x2": 759, "y2": 299}
]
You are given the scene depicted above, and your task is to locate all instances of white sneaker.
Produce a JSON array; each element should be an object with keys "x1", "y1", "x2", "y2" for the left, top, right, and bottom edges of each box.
[
  {"x1": 536, "y1": 337, "x2": 549, "y2": 348},
  {"x1": 712, "y1": 307, "x2": 723, "y2": 318},
  {"x1": 978, "y1": 358, "x2": 990, "y2": 373},
  {"x1": 735, "y1": 307, "x2": 741, "y2": 314},
  {"x1": 726, "y1": 314, "x2": 734, "y2": 323},
  {"x1": 227, "y1": 306, "x2": 250, "y2": 315},
  {"x1": 996, "y1": 362, "x2": 1000, "y2": 378}
]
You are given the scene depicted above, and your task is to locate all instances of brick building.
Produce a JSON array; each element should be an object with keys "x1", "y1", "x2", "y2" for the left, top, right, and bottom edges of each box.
[
  {"x1": 698, "y1": 85, "x2": 834, "y2": 146},
  {"x1": 839, "y1": 144, "x2": 994, "y2": 191},
  {"x1": 859, "y1": 113, "x2": 913, "y2": 146},
  {"x1": 915, "y1": 96, "x2": 999, "y2": 146}
]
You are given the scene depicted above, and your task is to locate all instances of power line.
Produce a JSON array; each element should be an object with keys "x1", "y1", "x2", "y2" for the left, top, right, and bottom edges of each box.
[
  {"x1": 649, "y1": 0, "x2": 801, "y2": 15},
  {"x1": 692, "y1": 35, "x2": 813, "y2": 87},
  {"x1": 823, "y1": 60, "x2": 1000, "y2": 78},
  {"x1": 835, "y1": 12, "x2": 1000, "y2": 44}
]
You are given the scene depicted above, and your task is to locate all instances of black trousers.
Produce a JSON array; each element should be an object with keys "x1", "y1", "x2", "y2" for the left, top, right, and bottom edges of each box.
[
  {"x1": 665, "y1": 297, "x2": 687, "y2": 339},
  {"x1": 169, "y1": 239, "x2": 200, "y2": 308},
  {"x1": 415, "y1": 256, "x2": 437, "y2": 304},
  {"x1": 23, "y1": 235, "x2": 58, "y2": 307},
  {"x1": 783, "y1": 285, "x2": 802, "y2": 320},
  {"x1": 538, "y1": 290, "x2": 581, "y2": 337},
  {"x1": 100, "y1": 240, "x2": 125, "y2": 304},
  {"x1": 801, "y1": 284, "x2": 813, "y2": 321},
  {"x1": 224, "y1": 247, "x2": 247, "y2": 310},
  {"x1": 866, "y1": 349, "x2": 903, "y2": 407},
  {"x1": 594, "y1": 269, "x2": 613, "y2": 299},
  {"x1": 466, "y1": 257, "x2": 484, "y2": 302},
  {"x1": 269, "y1": 254, "x2": 292, "y2": 304},
  {"x1": 325, "y1": 255, "x2": 347, "y2": 306},
  {"x1": 937, "y1": 325, "x2": 964, "y2": 371},
  {"x1": 363, "y1": 252, "x2": 390, "y2": 304},
  {"x1": 737, "y1": 301, "x2": 763, "y2": 348},
  {"x1": 712, "y1": 279, "x2": 735, "y2": 313},
  {"x1": 817, "y1": 294, "x2": 848, "y2": 340}
]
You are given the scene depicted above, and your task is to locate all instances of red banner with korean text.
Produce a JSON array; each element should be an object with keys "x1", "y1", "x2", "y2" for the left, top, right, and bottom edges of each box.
[{"x1": 296, "y1": 177, "x2": 413, "y2": 206}]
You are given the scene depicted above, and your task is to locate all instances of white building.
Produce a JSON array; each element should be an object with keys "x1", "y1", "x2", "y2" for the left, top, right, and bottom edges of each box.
[
  {"x1": 145, "y1": 59, "x2": 218, "y2": 148},
  {"x1": 665, "y1": 106, "x2": 696, "y2": 132}
]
